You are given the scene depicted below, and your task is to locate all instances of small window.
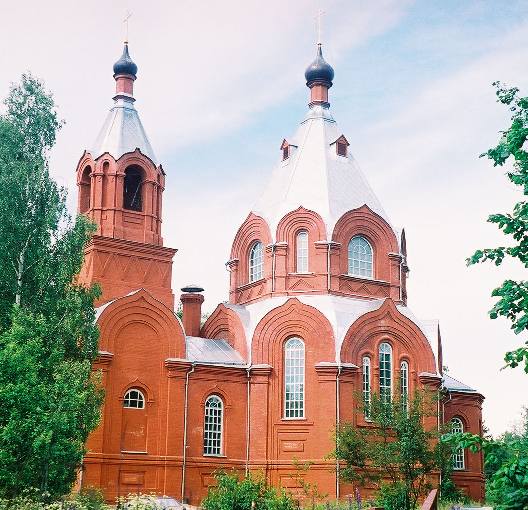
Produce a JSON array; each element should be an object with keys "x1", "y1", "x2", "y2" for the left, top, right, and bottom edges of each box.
[
  {"x1": 337, "y1": 141, "x2": 347, "y2": 157},
  {"x1": 400, "y1": 361, "x2": 409, "y2": 412},
  {"x1": 123, "y1": 388, "x2": 145, "y2": 409},
  {"x1": 451, "y1": 417, "x2": 465, "y2": 470},
  {"x1": 379, "y1": 342, "x2": 392, "y2": 404},
  {"x1": 282, "y1": 146, "x2": 289, "y2": 161},
  {"x1": 284, "y1": 338, "x2": 305, "y2": 419},
  {"x1": 296, "y1": 230, "x2": 309, "y2": 273},
  {"x1": 123, "y1": 166, "x2": 143, "y2": 211},
  {"x1": 79, "y1": 166, "x2": 92, "y2": 213},
  {"x1": 362, "y1": 356, "x2": 371, "y2": 420},
  {"x1": 249, "y1": 241, "x2": 264, "y2": 282},
  {"x1": 203, "y1": 395, "x2": 223, "y2": 456},
  {"x1": 348, "y1": 236, "x2": 373, "y2": 278}
]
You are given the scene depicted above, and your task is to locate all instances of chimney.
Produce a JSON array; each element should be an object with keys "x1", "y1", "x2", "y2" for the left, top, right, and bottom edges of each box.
[{"x1": 180, "y1": 285, "x2": 204, "y2": 337}]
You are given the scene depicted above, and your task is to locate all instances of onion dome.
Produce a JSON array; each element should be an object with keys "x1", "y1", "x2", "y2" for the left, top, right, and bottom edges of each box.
[
  {"x1": 305, "y1": 43, "x2": 334, "y2": 88},
  {"x1": 113, "y1": 43, "x2": 138, "y2": 77}
]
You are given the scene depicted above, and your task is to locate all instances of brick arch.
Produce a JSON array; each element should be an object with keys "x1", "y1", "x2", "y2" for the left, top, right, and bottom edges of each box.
[
  {"x1": 251, "y1": 298, "x2": 335, "y2": 365},
  {"x1": 332, "y1": 205, "x2": 399, "y2": 282},
  {"x1": 276, "y1": 207, "x2": 327, "y2": 275},
  {"x1": 118, "y1": 149, "x2": 160, "y2": 182},
  {"x1": 201, "y1": 304, "x2": 248, "y2": 361},
  {"x1": 97, "y1": 288, "x2": 185, "y2": 359},
  {"x1": 340, "y1": 299, "x2": 436, "y2": 375},
  {"x1": 230, "y1": 212, "x2": 272, "y2": 287}
]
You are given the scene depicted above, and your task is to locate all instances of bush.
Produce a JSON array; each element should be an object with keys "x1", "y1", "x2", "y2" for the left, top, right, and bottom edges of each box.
[{"x1": 202, "y1": 472, "x2": 296, "y2": 510}]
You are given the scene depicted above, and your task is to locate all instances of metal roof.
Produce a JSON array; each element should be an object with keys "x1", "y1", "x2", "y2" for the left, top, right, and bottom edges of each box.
[
  {"x1": 225, "y1": 295, "x2": 438, "y2": 370},
  {"x1": 91, "y1": 96, "x2": 157, "y2": 164},
  {"x1": 443, "y1": 374, "x2": 477, "y2": 393},
  {"x1": 185, "y1": 336, "x2": 245, "y2": 365},
  {"x1": 252, "y1": 104, "x2": 391, "y2": 240}
]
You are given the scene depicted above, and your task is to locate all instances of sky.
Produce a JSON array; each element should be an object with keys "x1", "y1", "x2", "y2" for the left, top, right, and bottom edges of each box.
[{"x1": 1, "y1": 0, "x2": 527, "y2": 435}]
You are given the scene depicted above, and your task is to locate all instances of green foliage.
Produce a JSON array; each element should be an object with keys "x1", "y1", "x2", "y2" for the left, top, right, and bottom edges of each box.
[
  {"x1": 468, "y1": 81, "x2": 528, "y2": 372},
  {"x1": 202, "y1": 471, "x2": 297, "y2": 510},
  {"x1": 334, "y1": 390, "x2": 453, "y2": 510},
  {"x1": 0, "y1": 75, "x2": 103, "y2": 498},
  {"x1": 289, "y1": 459, "x2": 328, "y2": 507},
  {"x1": 0, "y1": 488, "x2": 108, "y2": 510},
  {"x1": 442, "y1": 408, "x2": 528, "y2": 509},
  {"x1": 116, "y1": 493, "x2": 164, "y2": 510}
]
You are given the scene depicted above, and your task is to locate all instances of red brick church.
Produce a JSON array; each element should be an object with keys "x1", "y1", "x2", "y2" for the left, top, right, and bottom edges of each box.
[{"x1": 76, "y1": 41, "x2": 485, "y2": 504}]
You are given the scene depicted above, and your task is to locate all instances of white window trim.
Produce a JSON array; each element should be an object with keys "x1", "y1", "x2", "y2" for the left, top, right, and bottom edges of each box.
[
  {"x1": 123, "y1": 388, "x2": 145, "y2": 409},
  {"x1": 379, "y1": 342, "x2": 392, "y2": 403},
  {"x1": 249, "y1": 241, "x2": 264, "y2": 283},
  {"x1": 362, "y1": 356, "x2": 371, "y2": 420},
  {"x1": 284, "y1": 337, "x2": 305, "y2": 419},
  {"x1": 296, "y1": 230, "x2": 309, "y2": 274},
  {"x1": 203, "y1": 395, "x2": 224, "y2": 456},
  {"x1": 348, "y1": 236, "x2": 374, "y2": 278},
  {"x1": 451, "y1": 417, "x2": 465, "y2": 470}
]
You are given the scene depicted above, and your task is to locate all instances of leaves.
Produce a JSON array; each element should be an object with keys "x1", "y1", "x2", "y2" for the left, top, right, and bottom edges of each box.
[{"x1": 470, "y1": 82, "x2": 528, "y2": 372}]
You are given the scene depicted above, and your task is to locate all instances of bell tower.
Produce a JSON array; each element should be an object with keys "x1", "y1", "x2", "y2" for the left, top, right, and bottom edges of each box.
[{"x1": 76, "y1": 43, "x2": 176, "y2": 308}]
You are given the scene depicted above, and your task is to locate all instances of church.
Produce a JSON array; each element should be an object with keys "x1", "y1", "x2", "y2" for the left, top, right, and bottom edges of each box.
[{"x1": 76, "y1": 40, "x2": 485, "y2": 504}]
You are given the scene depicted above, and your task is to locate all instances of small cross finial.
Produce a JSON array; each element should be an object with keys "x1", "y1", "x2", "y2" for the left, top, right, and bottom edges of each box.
[
  {"x1": 123, "y1": 10, "x2": 133, "y2": 44},
  {"x1": 315, "y1": 8, "x2": 325, "y2": 44}
]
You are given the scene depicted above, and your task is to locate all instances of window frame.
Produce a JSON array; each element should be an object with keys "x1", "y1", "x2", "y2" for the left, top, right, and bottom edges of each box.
[
  {"x1": 451, "y1": 417, "x2": 465, "y2": 470},
  {"x1": 348, "y1": 236, "x2": 374, "y2": 278},
  {"x1": 295, "y1": 230, "x2": 309, "y2": 273},
  {"x1": 123, "y1": 388, "x2": 145, "y2": 409},
  {"x1": 284, "y1": 337, "x2": 305, "y2": 419},
  {"x1": 203, "y1": 395, "x2": 224, "y2": 456},
  {"x1": 362, "y1": 356, "x2": 372, "y2": 420},
  {"x1": 400, "y1": 360, "x2": 409, "y2": 412},
  {"x1": 379, "y1": 342, "x2": 392, "y2": 404},
  {"x1": 249, "y1": 241, "x2": 264, "y2": 283}
]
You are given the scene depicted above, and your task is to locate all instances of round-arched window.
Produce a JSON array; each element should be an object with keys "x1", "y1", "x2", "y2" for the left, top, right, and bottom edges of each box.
[
  {"x1": 123, "y1": 388, "x2": 145, "y2": 409},
  {"x1": 348, "y1": 236, "x2": 373, "y2": 278},
  {"x1": 379, "y1": 342, "x2": 392, "y2": 403},
  {"x1": 123, "y1": 165, "x2": 143, "y2": 211},
  {"x1": 296, "y1": 230, "x2": 309, "y2": 273},
  {"x1": 203, "y1": 395, "x2": 224, "y2": 456},
  {"x1": 451, "y1": 417, "x2": 465, "y2": 470},
  {"x1": 284, "y1": 337, "x2": 305, "y2": 419},
  {"x1": 249, "y1": 241, "x2": 263, "y2": 282}
]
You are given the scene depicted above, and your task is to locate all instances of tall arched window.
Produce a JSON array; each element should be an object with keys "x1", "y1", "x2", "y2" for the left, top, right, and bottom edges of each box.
[
  {"x1": 296, "y1": 230, "x2": 309, "y2": 273},
  {"x1": 203, "y1": 395, "x2": 224, "y2": 456},
  {"x1": 123, "y1": 165, "x2": 143, "y2": 211},
  {"x1": 123, "y1": 388, "x2": 145, "y2": 409},
  {"x1": 362, "y1": 356, "x2": 371, "y2": 420},
  {"x1": 284, "y1": 338, "x2": 305, "y2": 419},
  {"x1": 400, "y1": 360, "x2": 409, "y2": 411},
  {"x1": 249, "y1": 241, "x2": 263, "y2": 282},
  {"x1": 79, "y1": 166, "x2": 91, "y2": 213},
  {"x1": 348, "y1": 236, "x2": 373, "y2": 278},
  {"x1": 379, "y1": 342, "x2": 392, "y2": 403},
  {"x1": 451, "y1": 417, "x2": 465, "y2": 470}
]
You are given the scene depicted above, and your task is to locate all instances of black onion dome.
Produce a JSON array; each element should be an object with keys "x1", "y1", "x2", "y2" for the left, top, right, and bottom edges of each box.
[
  {"x1": 305, "y1": 43, "x2": 334, "y2": 87},
  {"x1": 113, "y1": 43, "x2": 138, "y2": 77}
]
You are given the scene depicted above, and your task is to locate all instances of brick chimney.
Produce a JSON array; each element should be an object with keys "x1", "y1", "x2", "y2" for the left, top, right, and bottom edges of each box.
[{"x1": 180, "y1": 285, "x2": 204, "y2": 337}]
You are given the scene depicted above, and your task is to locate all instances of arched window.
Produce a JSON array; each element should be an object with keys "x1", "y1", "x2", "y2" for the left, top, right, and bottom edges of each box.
[
  {"x1": 451, "y1": 417, "x2": 465, "y2": 470},
  {"x1": 79, "y1": 166, "x2": 91, "y2": 213},
  {"x1": 123, "y1": 165, "x2": 143, "y2": 211},
  {"x1": 379, "y1": 342, "x2": 392, "y2": 404},
  {"x1": 348, "y1": 236, "x2": 373, "y2": 278},
  {"x1": 362, "y1": 356, "x2": 371, "y2": 420},
  {"x1": 284, "y1": 338, "x2": 305, "y2": 419},
  {"x1": 296, "y1": 230, "x2": 309, "y2": 273},
  {"x1": 123, "y1": 388, "x2": 145, "y2": 409},
  {"x1": 400, "y1": 360, "x2": 409, "y2": 411},
  {"x1": 249, "y1": 241, "x2": 263, "y2": 282},
  {"x1": 203, "y1": 395, "x2": 224, "y2": 456}
]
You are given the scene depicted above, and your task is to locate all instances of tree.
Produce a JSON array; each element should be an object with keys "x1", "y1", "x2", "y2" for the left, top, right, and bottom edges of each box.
[
  {"x1": 468, "y1": 82, "x2": 528, "y2": 373},
  {"x1": 334, "y1": 391, "x2": 454, "y2": 510},
  {"x1": 0, "y1": 74, "x2": 103, "y2": 498},
  {"x1": 202, "y1": 471, "x2": 296, "y2": 510},
  {"x1": 443, "y1": 408, "x2": 528, "y2": 510}
]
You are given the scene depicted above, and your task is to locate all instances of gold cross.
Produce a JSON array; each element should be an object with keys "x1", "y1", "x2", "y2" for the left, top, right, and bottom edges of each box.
[{"x1": 124, "y1": 11, "x2": 133, "y2": 43}]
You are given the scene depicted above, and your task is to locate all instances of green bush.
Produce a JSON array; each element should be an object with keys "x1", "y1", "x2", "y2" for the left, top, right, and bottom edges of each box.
[{"x1": 202, "y1": 471, "x2": 296, "y2": 510}]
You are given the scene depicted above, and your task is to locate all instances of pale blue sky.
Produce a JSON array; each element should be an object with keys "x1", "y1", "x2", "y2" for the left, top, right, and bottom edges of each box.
[{"x1": 1, "y1": 0, "x2": 527, "y2": 435}]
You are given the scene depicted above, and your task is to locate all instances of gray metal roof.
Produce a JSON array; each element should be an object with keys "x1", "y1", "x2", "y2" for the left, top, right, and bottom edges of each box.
[
  {"x1": 443, "y1": 374, "x2": 477, "y2": 393},
  {"x1": 185, "y1": 336, "x2": 245, "y2": 365},
  {"x1": 91, "y1": 96, "x2": 157, "y2": 164},
  {"x1": 225, "y1": 295, "x2": 438, "y2": 370},
  {"x1": 252, "y1": 104, "x2": 392, "y2": 240}
]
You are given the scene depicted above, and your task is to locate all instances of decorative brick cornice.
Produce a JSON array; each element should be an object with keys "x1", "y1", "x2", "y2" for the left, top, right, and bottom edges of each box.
[
  {"x1": 86, "y1": 235, "x2": 177, "y2": 259},
  {"x1": 95, "y1": 350, "x2": 114, "y2": 365},
  {"x1": 164, "y1": 358, "x2": 193, "y2": 377}
]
